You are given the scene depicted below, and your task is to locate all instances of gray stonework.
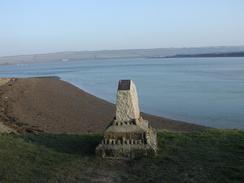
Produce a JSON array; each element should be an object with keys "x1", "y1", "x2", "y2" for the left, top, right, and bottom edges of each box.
[{"x1": 96, "y1": 80, "x2": 157, "y2": 159}]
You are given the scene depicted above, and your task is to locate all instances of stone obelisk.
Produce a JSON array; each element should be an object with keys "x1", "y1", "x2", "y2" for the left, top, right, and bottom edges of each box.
[{"x1": 96, "y1": 80, "x2": 157, "y2": 159}]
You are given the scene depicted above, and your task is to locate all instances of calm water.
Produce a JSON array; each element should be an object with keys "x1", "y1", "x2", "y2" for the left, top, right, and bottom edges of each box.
[{"x1": 0, "y1": 57, "x2": 244, "y2": 129}]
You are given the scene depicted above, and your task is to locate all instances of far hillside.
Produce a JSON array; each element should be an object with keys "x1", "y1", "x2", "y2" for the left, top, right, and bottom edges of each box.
[{"x1": 1, "y1": 46, "x2": 244, "y2": 65}]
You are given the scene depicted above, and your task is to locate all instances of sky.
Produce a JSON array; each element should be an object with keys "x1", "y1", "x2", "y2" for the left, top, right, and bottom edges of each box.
[{"x1": 0, "y1": 0, "x2": 244, "y2": 56}]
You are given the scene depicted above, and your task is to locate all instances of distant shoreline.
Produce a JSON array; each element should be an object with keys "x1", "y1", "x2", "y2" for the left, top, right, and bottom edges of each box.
[
  {"x1": 149, "y1": 51, "x2": 244, "y2": 59},
  {"x1": 1, "y1": 54, "x2": 244, "y2": 66},
  {"x1": 1, "y1": 46, "x2": 244, "y2": 65}
]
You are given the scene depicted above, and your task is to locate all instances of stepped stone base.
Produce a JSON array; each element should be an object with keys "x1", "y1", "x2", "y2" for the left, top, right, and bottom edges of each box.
[
  {"x1": 96, "y1": 80, "x2": 157, "y2": 159},
  {"x1": 96, "y1": 118, "x2": 157, "y2": 159}
]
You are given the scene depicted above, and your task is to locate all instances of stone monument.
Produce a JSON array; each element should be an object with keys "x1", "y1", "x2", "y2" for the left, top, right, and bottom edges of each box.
[{"x1": 96, "y1": 80, "x2": 157, "y2": 159}]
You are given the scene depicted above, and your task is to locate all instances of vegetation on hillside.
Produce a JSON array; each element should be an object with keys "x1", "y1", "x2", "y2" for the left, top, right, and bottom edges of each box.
[{"x1": 0, "y1": 129, "x2": 243, "y2": 183}]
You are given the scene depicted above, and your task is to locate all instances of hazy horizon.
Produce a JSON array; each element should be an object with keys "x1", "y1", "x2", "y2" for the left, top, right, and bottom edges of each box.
[
  {"x1": 1, "y1": 0, "x2": 244, "y2": 57},
  {"x1": 1, "y1": 45, "x2": 244, "y2": 58}
]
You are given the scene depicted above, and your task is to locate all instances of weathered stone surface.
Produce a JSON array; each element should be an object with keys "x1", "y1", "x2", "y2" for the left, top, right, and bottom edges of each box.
[
  {"x1": 96, "y1": 80, "x2": 157, "y2": 159},
  {"x1": 115, "y1": 80, "x2": 140, "y2": 122}
]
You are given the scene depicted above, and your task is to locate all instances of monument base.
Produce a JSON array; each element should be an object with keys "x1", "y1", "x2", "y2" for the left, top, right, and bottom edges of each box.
[
  {"x1": 96, "y1": 118, "x2": 157, "y2": 159},
  {"x1": 96, "y1": 80, "x2": 158, "y2": 159}
]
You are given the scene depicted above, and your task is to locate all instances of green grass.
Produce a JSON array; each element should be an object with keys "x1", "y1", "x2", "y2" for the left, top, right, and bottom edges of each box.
[{"x1": 0, "y1": 129, "x2": 243, "y2": 183}]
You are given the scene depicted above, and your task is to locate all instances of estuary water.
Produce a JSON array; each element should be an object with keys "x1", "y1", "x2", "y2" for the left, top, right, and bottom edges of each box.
[{"x1": 0, "y1": 57, "x2": 244, "y2": 129}]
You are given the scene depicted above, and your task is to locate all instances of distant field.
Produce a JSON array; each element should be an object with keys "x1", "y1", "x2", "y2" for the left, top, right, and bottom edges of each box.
[{"x1": 0, "y1": 129, "x2": 243, "y2": 183}]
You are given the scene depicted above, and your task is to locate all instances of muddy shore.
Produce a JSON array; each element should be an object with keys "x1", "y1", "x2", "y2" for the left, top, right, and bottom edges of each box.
[{"x1": 0, "y1": 77, "x2": 206, "y2": 133}]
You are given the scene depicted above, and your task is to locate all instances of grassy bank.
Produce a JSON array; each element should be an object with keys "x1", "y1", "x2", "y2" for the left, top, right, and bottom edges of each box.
[{"x1": 0, "y1": 129, "x2": 243, "y2": 183}]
